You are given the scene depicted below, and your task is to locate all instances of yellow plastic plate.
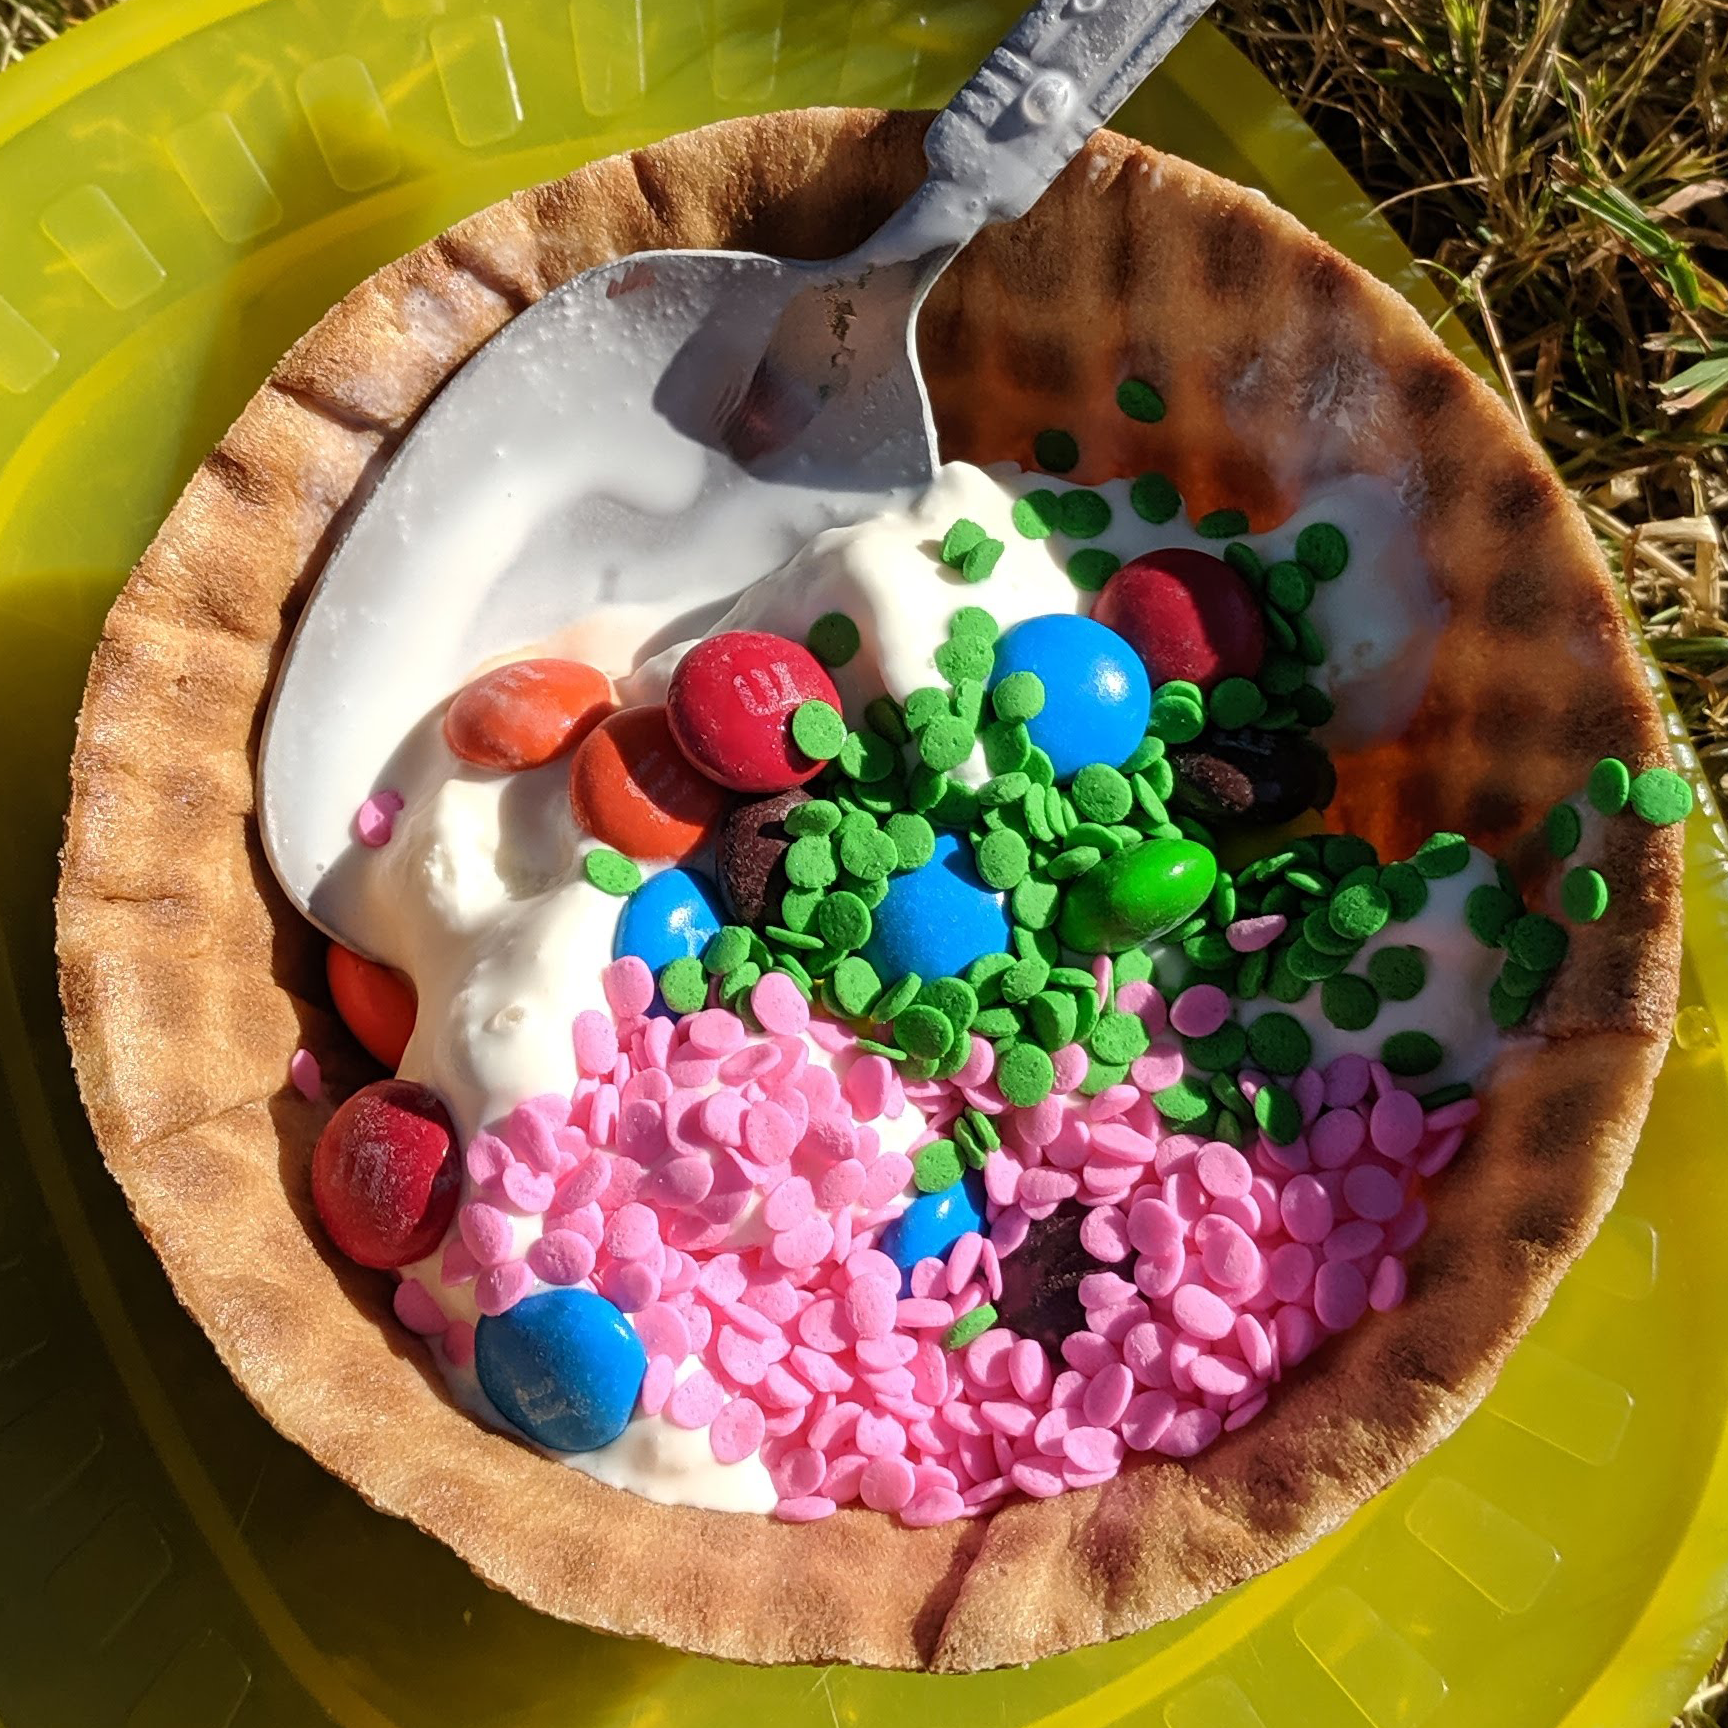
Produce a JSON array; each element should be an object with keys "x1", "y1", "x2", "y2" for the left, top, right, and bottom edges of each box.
[{"x1": 3, "y1": 3, "x2": 1727, "y2": 1724}]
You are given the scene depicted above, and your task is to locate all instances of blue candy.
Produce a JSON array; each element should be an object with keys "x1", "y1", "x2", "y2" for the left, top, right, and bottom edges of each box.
[
  {"x1": 988, "y1": 614, "x2": 1152, "y2": 782},
  {"x1": 879, "y1": 1170, "x2": 987, "y2": 1291},
  {"x1": 475, "y1": 1288, "x2": 646, "y2": 1452},
  {"x1": 613, "y1": 866, "x2": 724, "y2": 973},
  {"x1": 863, "y1": 831, "x2": 1009, "y2": 984}
]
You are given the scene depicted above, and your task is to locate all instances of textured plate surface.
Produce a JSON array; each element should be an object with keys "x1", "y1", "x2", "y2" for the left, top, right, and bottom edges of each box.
[{"x1": 3, "y1": 1, "x2": 1728, "y2": 1724}]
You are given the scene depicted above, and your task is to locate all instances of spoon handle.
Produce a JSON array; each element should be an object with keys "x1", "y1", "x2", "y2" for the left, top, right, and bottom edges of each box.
[{"x1": 853, "y1": 0, "x2": 1217, "y2": 268}]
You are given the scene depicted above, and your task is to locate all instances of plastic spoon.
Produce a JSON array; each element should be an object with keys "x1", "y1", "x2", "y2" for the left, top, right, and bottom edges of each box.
[{"x1": 259, "y1": 0, "x2": 1216, "y2": 947}]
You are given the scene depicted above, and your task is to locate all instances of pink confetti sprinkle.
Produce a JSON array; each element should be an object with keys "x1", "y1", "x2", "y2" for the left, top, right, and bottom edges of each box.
[
  {"x1": 775, "y1": 1495, "x2": 837, "y2": 1522},
  {"x1": 526, "y1": 1230, "x2": 595, "y2": 1285},
  {"x1": 1226, "y1": 913, "x2": 1286, "y2": 952},
  {"x1": 354, "y1": 790, "x2": 404, "y2": 847},
  {"x1": 1170, "y1": 985, "x2": 1230, "y2": 1039},
  {"x1": 289, "y1": 1048, "x2": 321, "y2": 1101},
  {"x1": 393, "y1": 1278, "x2": 446, "y2": 1334},
  {"x1": 666, "y1": 1368, "x2": 725, "y2": 1429},
  {"x1": 459, "y1": 1202, "x2": 515, "y2": 1268},
  {"x1": 751, "y1": 973, "x2": 809, "y2": 1036},
  {"x1": 602, "y1": 958, "x2": 655, "y2": 1019},
  {"x1": 1370, "y1": 1088, "x2": 1426, "y2": 1161},
  {"x1": 475, "y1": 1259, "x2": 533, "y2": 1316},
  {"x1": 442, "y1": 1321, "x2": 475, "y2": 1368}
]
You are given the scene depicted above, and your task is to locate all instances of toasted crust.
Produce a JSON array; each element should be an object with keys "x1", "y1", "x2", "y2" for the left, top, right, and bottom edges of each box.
[{"x1": 56, "y1": 107, "x2": 1681, "y2": 1671}]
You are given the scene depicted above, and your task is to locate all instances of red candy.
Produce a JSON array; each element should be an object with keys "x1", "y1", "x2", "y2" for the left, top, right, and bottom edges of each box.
[
  {"x1": 327, "y1": 943, "x2": 416, "y2": 1068},
  {"x1": 569, "y1": 705, "x2": 730, "y2": 860},
  {"x1": 666, "y1": 631, "x2": 840, "y2": 792},
  {"x1": 312, "y1": 1079, "x2": 460, "y2": 1268},
  {"x1": 1091, "y1": 549, "x2": 1265, "y2": 692},
  {"x1": 444, "y1": 658, "x2": 615, "y2": 771}
]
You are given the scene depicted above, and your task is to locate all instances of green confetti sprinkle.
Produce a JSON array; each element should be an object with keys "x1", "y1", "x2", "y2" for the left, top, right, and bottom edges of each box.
[
  {"x1": 1028, "y1": 990, "x2": 1079, "y2": 1049},
  {"x1": 991, "y1": 670, "x2": 1046, "y2": 724},
  {"x1": 1378, "y1": 861, "x2": 1428, "y2": 921},
  {"x1": 1507, "y1": 913, "x2": 1569, "y2": 973},
  {"x1": 940, "y1": 518, "x2": 987, "y2": 567},
  {"x1": 1629, "y1": 766, "x2": 1694, "y2": 826},
  {"x1": 921, "y1": 977, "x2": 978, "y2": 1033},
  {"x1": 1489, "y1": 979, "x2": 1531, "y2": 1029},
  {"x1": 950, "y1": 605, "x2": 999, "y2": 643},
  {"x1": 1254, "y1": 1082, "x2": 1303, "y2": 1145},
  {"x1": 998, "y1": 1042, "x2": 1056, "y2": 1105},
  {"x1": 1091, "y1": 1010, "x2": 1150, "y2": 1065},
  {"x1": 1067, "y1": 548, "x2": 1121, "y2": 591},
  {"x1": 1071, "y1": 763, "x2": 1133, "y2": 823},
  {"x1": 1586, "y1": 756, "x2": 1631, "y2": 815},
  {"x1": 1291, "y1": 683, "x2": 1335, "y2": 727},
  {"x1": 962, "y1": 537, "x2": 1004, "y2": 584},
  {"x1": 806, "y1": 611, "x2": 861, "y2": 668},
  {"x1": 1464, "y1": 884, "x2": 1522, "y2": 946},
  {"x1": 1197, "y1": 508, "x2": 1250, "y2": 539},
  {"x1": 1266, "y1": 560, "x2": 1315, "y2": 614},
  {"x1": 1321, "y1": 973, "x2": 1379, "y2": 1031},
  {"x1": 1209, "y1": 677, "x2": 1266, "y2": 730},
  {"x1": 1154, "y1": 1076, "x2": 1214, "y2": 1126},
  {"x1": 838, "y1": 730, "x2": 896, "y2": 783},
  {"x1": 1246, "y1": 1011, "x2": 1311, "y2": 1075},
  {"x1": 1498, "y1": 959, "x2": 1547, "y2": 999},
  {"x1": 1295, "y1": 521, "x2": 1349, "y2": 580},
  {"x1": 1034, "y1": 429, "x2": 1079, "y2": 473},
  {"x1": 945, "y1": 1304, "x2": 998, "y2": 1350},
  {"x1": 1183, "y1": 1023, "x2": 1247, "y2": 1071},
  {"x1": 1330, "y1": 882, "x2": 1391, "y2": 941},
  {"x1": 786, "y1": 800, "x2": 840, "y2": 838},
  {"x1": 826, "y1": 956, "x2": 879, "y2": 1017},
  {"x1": 790, "y1": 699, "x2": 845, "y2": 760},
  {"x1": 1011, "y1": 876, "x2": 1061, "y2": 930},
  {"x1": 1055, "y1": 489, "x2": 1111, "y2": 538},
  {"x1": 583, "y1": 848, "x2": 641, "y2": 894},
  {"x1": 1561, "y1": 866, "x2": 1610, "y2": 922},
  {"x1": 917, "y1": 714, "x2": 975, "y2": 773},
  {"x1": 1412, "y1": 832, "x2": 1470, "y2": 878},
  {"x1": 933, "y1": 635, "x2": 993, "y2": 685},
  {"x1": 1150, "y1": 681, "x2": 1206, "y2": 743},
  {"x1": 1381, "y1": 1030, "x2": 1443, "y2": 1076},
  {"x1": 975, "y1": 828, "x2": 1030, "y2": 890},
  {"x1": 703, "y1": 926, "x2": 752, "y2": 975},
  {"x1": 658, "y1": 956, "x2": 708, "y2": 1013},
  {"x1": 913, "y1": 1139, "x2": 963, "y2": 1192},
  {"x1": 885, "y1": 811, "x2": 935, "y2": 871},
  {"x1": 1012, "y1": 491, "x2": 1062, "y2": 540},
  {"x1": 785, "y1": 834, "x2": 838, "y2": 890},
  {"x1": 1367, "y1": 945, "x2": 1427, "y2": 1001},
  {"x1": 871, "y1": 972, "x2": 923, "y2": 1024},
  {"x1": 896, "y1": 1005, "x2": 954, "y2": 1059},
  {"x1": 839, "y1": 825, "x2": 898, "y2": 883},
  {"x1": 1418, "y1": 1082, "x2": 1473, "y2": 1109},
  {"x1": 1130, "y1": 472, "x2": 1182, "y2": 524},
  {"x1": 904, "y1": 687, "x2": 949, "y2": 732},
  {"x1": 1116, "y1": 377, "x2": 1166, "y2": 422},
  {"x1": 1546, "y1": 802, "x2": 1582, "y2": 858},
  {"x1": 817, "y1": 892, "x2": 872, "y2": 951}
]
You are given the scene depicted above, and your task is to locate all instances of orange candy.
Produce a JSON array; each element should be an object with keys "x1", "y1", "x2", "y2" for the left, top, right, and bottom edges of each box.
[
  {"x1": 444, "y1": 658, "x2": 615, "y2": 772},
  {"x1": 569, "y1": 705, "x2": 729, "y2": 861},
  {"x1": 327, "y1": 943, "x2": 417, "y2": 1068}
]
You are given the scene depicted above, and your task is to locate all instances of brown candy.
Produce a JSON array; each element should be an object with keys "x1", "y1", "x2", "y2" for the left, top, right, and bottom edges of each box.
[
  {"x1": 1168, "y1": 726, "x2": 1336, "y2": 827},
  {"x1": 995, "y1": 1201, "x2": 1102, "y2": 1356},
  {"x1": 715, "y1": 786, "x2": 811, "y2": 926}
]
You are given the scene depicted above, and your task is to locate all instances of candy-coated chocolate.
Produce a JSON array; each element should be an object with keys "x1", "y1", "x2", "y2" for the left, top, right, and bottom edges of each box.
[
  {"x1": 326, "y1": 943, "x2": 416, "y2": 1068},
  {"x1": 667, "y1": 630, "x2": 840, "y2": 792},
  {"x1": 879, "y1": 1171, "x2": 986, "y2": 1287},
  {"x1": 613, "y1": 867, "x2": 725, "y2": 978},
  {"x1": 444, "y1": 658, "x2": 615, "y2": 770},
  {"x1": 1092, "y1": 549, "x2": 1265, "y2": 692},
  {"x1": 716, "y1": 787, "x2": 810, "y2": 925},
  {"x1": 1057, "y1": 837, "x2": 1218, "y2": 953},
  {"x1": 987, "y1": 615, "x2": 1151, "y2": 781},
  {"x1": 569, "y1": 705, "x2": 729, "y2": 860},
  {"x1": 863, "y1": 831, "x2": 1010, "y2": 984},
  {"x1": 312, "y1": 1079, "x2": 460, "y2": 1268},
  {"x1": 1168, "y1": 727, "x2": 1336, "y2": 826},
  {"x1": 475, "y1": 1288, "x2": 647, "y2": 1452}
]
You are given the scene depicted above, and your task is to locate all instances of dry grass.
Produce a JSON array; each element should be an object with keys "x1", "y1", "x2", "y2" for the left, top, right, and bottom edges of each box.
[{"x1": 4, "y1": 0, "x2": 1727, "y2": 1719}]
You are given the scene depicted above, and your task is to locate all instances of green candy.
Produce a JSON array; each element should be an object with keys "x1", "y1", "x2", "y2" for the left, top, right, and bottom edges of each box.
[{"x1": 1057, "y1": 838, "x2": 1218, "y2": 954}]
